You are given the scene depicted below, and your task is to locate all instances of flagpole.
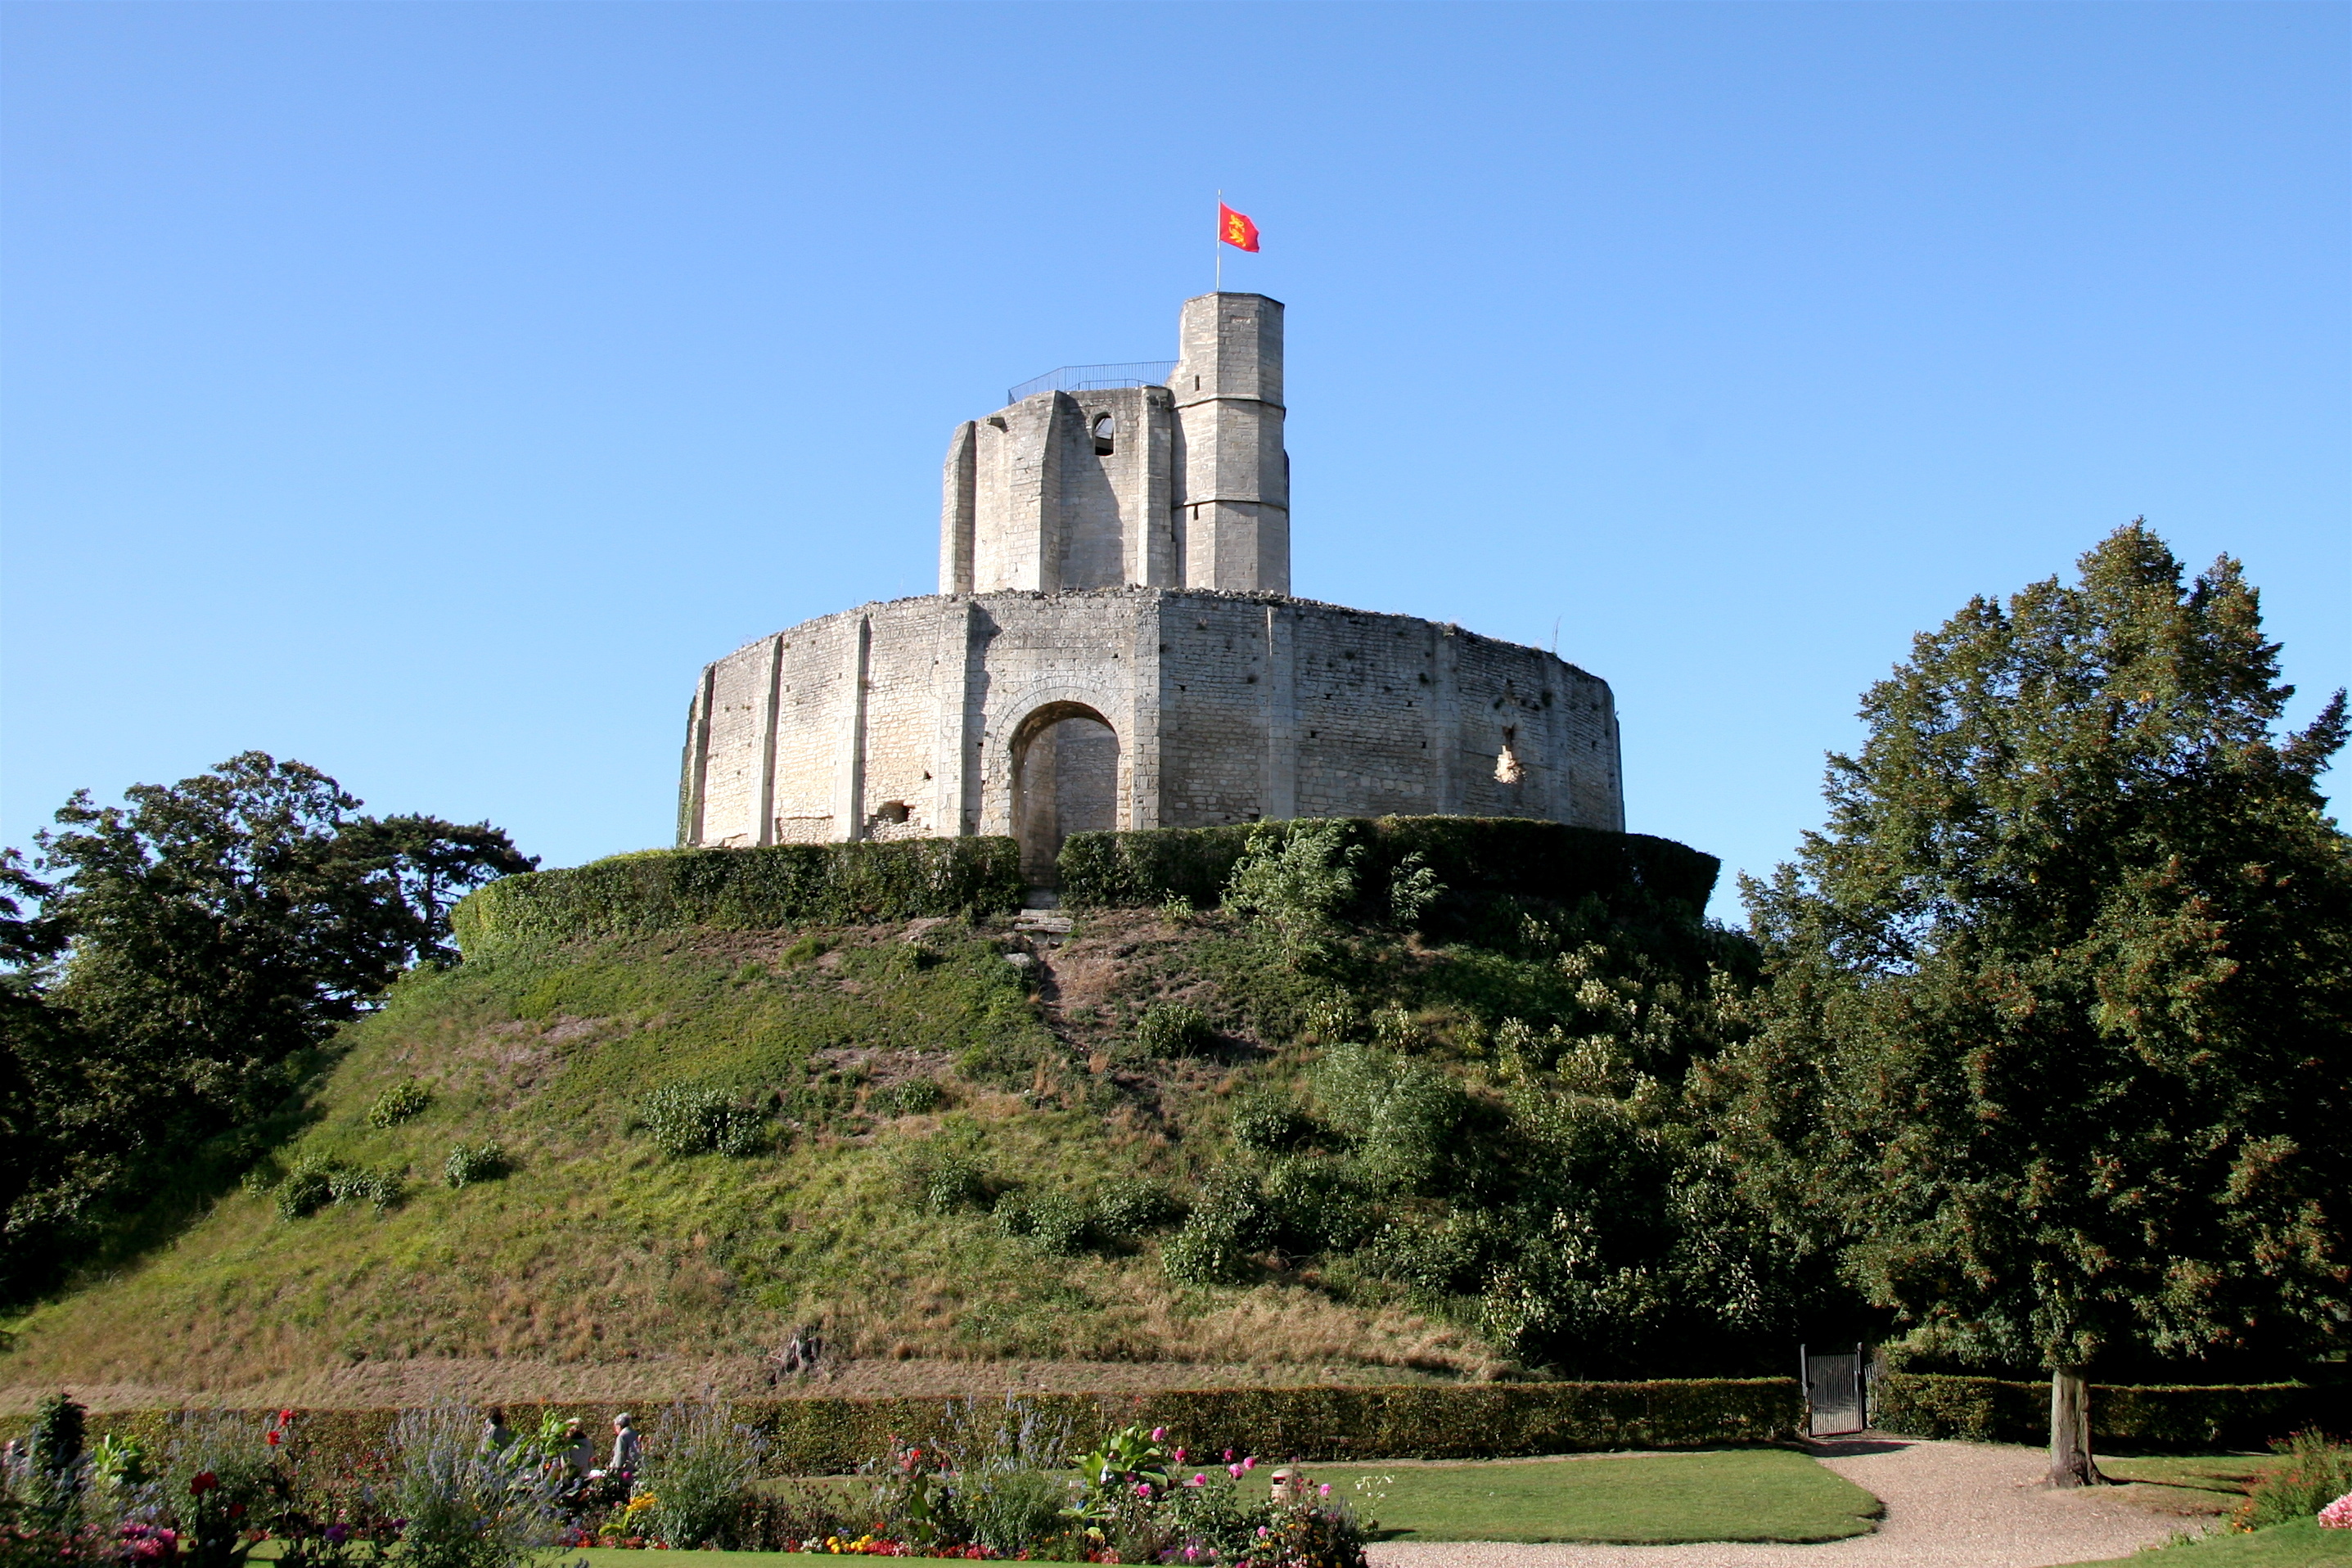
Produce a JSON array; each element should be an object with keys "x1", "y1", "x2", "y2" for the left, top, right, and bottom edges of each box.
[{"x1": 1214, "y1": 189, "x2": 1223, "y2": 293}]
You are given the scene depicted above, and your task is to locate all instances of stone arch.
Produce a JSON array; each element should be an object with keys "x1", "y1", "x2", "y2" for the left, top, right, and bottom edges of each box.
[{"x1": 1009, "y1": 700, "x2": 1120, "y2": 884}]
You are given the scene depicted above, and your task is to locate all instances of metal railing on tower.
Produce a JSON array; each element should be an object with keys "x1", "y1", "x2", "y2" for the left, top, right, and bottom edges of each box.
[{"x1": 1006, "y1": 361, "x2": 1178, "y2": 405}]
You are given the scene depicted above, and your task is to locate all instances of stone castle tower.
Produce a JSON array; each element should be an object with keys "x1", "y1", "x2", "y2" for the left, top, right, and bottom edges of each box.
[{"x1": 678, "y1": 293, "x2": 1624, "y2": 881}]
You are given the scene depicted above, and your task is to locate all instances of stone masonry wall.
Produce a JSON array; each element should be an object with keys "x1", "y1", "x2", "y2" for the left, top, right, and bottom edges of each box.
[{"x1": 680, "y1": 588, "x2": 1623, "y2": 866}]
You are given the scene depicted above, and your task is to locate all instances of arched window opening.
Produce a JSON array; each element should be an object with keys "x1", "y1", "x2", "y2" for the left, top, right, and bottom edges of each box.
[{"x1": 1092, "y1": 413, "x2": 1115, "y2": 456}]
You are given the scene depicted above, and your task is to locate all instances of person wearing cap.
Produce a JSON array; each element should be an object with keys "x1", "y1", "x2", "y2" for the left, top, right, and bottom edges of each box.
[{"x1": 607, "y1": 1413, "x2": 642, "y2": 1476}]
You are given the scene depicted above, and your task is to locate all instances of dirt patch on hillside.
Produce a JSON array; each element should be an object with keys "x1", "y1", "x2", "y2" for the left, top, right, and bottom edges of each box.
[{"x1": 0, "y1": 1355, "x2": 1447, "y2": 1415}]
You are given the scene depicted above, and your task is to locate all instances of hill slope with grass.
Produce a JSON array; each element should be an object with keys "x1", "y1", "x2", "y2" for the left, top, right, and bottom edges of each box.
[{"x1": 0, "y1": 819, "x2": 1800, "y2": 1412}]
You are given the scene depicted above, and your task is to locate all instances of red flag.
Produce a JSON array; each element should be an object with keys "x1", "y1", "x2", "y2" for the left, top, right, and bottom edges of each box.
[{"x1": 1219, "y1": 203, "x2": 1260, "y2": 253}]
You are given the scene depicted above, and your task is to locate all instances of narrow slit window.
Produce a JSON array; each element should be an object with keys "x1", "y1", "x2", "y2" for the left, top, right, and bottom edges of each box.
[{"x1": 1092, "y1": 413, "x2": 1115, "y2": 456}]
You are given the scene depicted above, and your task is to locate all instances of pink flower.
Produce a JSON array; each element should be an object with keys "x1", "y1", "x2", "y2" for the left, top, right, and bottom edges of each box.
[
  {"x1": 1174, "y1": 1448, "x2": 1186, "y2": 1462},
  {"x1": 1318, "y1": 1484, "x2": 1331, "y2": 1497},
  {"x1": 1188, "y1": 1474, "x2": 1205, "y2": 1487},
  {"x1": 1151, "y1": 1427, "x2": 1166, "y2": 1441},
  {"x1": 1228, "y1": 1464, "x2": 1243, "y2": 1479},
  {"x1": 1134, "y1": 1482, "x2": 1152, "y2": 1498},
  {"x1": 1242, "y1": 1457, "x2": 1257, "y2": 1471},
  {"x1": 2322, "y1": 1491, "x2": 2352, "y2": 1529}
]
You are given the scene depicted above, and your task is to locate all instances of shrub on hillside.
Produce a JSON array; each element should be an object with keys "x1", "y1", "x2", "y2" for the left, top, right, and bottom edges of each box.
[
  {"x1": 327, "y1": 1166, "x2": 403, "y2": 1212},
  {"x1": 1225, "y1": 818, "x2": 1363, "y2": 962},
  {"x1": 1161, "y1": 1166, "x2": 1268, "y2": 1286},
  {"x1": 880, "y1": 1078, "x2": 943, "y2": 1115},
  {"x1": 639, "y1": 1085, "x2": 766, "y2": 1158},
  {"x1": 443, "y1": 1142, "x2": 508, "y2": 1189},
  {"x1": 275, "y1": 1156, "x2": 403, "y2": 1219},
  {"x1": 995, "y1": 1189, "x2": 1088, "y2": 1255},
  {"x1": 2233, "y1": 1431, "x2": 2352, "y2": 1532},
  {"x1": 1091, "y1": 1183, "x2": 1180, "y2": 1239},
  {"x1": 367, "y1": 1079, "x2": 431, "y2": 1129},
  {"x1": 899, "y1": 1139, "x2": 989, "y2": 1215},
  {"x1": 1230, "y1": 1095, "x2": 1318, "y2": 1155},
  {"x1": 1132, "y1": 1001, "x2": 1214, "y2": 1059}
]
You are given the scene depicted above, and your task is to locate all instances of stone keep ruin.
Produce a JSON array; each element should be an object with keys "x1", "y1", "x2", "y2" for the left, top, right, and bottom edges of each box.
[{"x1": 678, "y1": 293, "x2": 1624, "y2": 881}]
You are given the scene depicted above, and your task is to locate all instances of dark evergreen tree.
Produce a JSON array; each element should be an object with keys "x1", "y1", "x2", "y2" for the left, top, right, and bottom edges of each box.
[{"x1": 1722, "y1": 524, "x2": 2350, "y2": 1485}]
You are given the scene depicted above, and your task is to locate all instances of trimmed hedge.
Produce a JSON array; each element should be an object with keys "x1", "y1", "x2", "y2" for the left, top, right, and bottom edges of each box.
[
  {"x1": 449, "y1": 838, "x2": 1026, "y2": 962},
  {"x1": 1876, "y1": 1374, "x2": 2349, "y2": 1449},
  {"x1": 1058, "y1": 816, "x2": 1720, "y2": 927},
  {"x1": 13, "y1": 1379, "x2": 1798, "y2": 1477}
]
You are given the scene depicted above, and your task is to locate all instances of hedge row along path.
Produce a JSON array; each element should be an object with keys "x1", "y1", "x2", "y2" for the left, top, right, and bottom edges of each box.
[{"x1": 1367, "y1": 1438, "x2": 2188, "y2": 1568}]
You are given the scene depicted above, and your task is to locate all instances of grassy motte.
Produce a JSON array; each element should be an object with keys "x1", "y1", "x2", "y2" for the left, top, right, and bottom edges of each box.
[
  {"x1": 2059, "y1": 1517, "x2": 2352, "y2": 1566},
  {"x1": 1308, "y1": 1449, "x2": 1880, "y2": 1543},
  {"x1": 0, "y1": 827, "x2": 1765, "y2": 1404}
]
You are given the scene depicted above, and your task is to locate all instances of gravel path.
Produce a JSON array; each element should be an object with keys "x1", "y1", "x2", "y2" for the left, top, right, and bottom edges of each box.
[{"x1": 1366, "y1": 1437, "x2": 2190, "y2": 1568}]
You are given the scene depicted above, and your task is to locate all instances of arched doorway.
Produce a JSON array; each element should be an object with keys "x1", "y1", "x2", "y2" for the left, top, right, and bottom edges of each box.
[{"x1": 1011, "y1": 703, "x2": 1119, "y2": 884}]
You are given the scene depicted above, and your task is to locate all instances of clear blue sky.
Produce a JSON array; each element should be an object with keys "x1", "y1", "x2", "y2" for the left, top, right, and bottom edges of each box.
[{"x1": 4, "y1": 2, "x2": 2345, "y2": 922}]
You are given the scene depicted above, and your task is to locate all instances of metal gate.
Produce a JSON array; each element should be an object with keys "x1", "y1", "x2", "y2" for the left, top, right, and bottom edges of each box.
[{"x1": 1801, "y1": 1343, "x2": 1867, "y2": 1436}]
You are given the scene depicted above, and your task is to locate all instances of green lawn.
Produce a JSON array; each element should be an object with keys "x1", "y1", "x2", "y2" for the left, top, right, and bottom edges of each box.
[
  {"x1": 2059, "y1": 1517, "x2": 2352, "y2": 1566},
  {"x1": 1304, "y1": 1447, "x2": 1881, "y2": 1543}
]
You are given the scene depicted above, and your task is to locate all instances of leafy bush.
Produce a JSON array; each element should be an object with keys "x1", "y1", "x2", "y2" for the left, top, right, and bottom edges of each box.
[
  {"x1": 1091, "y1": 1183, "x2": 1181, "y2": 1239},
  {"x1": 385, "y1": 1403, "x2": 561, "y2": 1568},
  {"x1": 443, "y1": 1142, "x2": 507, "y2": 1189},
  {"x1": 367, "y1": 1079, "x2": 431, "y2": 1129},
  {"x1": 640, "y1": 1084, "x2": 766, "y2": 1158},
  {"x1": 1387, "y1": 850, "x2": 1444, "y2": 927},
  {"x1": 1230, "y1": 1095, "x2": 1318, "y2": 1155},
  {"x1": 1162, "y1": 1166, "x2": 1267, "y2": 1286},
  {"x1": 327, "y1": 1165, "x2": 403, "y2": 1212},
  {"x1": 1132, "y1": 1002, "x2": 1214, "y2": 1059},
  {"x1": 1262, "y1": 1156, "x2": 1378, "y2": 1254},
  {"x1": 881, "y1": 1078, "x2": 943, "y2": 1115},
  {"x1": 995, "y1": 1189, "x2": 1088, "y2": 1255},
  {"x1": 275, "y1": 1156, "x2": 402, "y2": 1219},
  {"x1": 1226, "y1": 819, "x2": 1362, "y2": 959},
  {"x1": 2230, "y1": 1431, "x2": 2352, "y2": 1531},
  {"x1": 643, "y1": 1400, "x2": 768, "y2": 1549},
  {"x1": 899, "y1": 1140, "x2": 989, "y2": 1214},
  {"x1": 1313, "y1": 1043, "x2": 1472, "y2": 1196}
]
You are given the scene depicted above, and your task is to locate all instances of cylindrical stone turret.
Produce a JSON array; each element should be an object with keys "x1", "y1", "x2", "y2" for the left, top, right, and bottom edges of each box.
[{"x1": 1169, "y1": 292, "x2": 1288, "y2": 594}]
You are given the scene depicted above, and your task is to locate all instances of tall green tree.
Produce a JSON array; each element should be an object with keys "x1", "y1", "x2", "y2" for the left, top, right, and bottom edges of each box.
[
  {"x1": 0, "y1": 752, "x2": 534, "y2": 1301},
  {"x1": 1721, "y1": 525, "x2": 2350, "y2": 1485}
]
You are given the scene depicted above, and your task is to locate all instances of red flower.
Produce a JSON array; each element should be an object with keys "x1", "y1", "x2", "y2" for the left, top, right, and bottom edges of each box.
[
  {"x1": 191, "y1": 1471, "x2": 219, "y2": 1496},
  {"x1": 278, "y1": 1408, "x2": 295, "y2": 1423},
  {"x1": 265, "y1": 1431, "x2": 282, "y2": 1446}
]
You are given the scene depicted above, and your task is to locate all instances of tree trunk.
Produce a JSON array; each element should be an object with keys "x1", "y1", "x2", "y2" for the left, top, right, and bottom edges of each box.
[{"x1": 2047, "y1": 1367, "x2": 2106, "y2": 1487}]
